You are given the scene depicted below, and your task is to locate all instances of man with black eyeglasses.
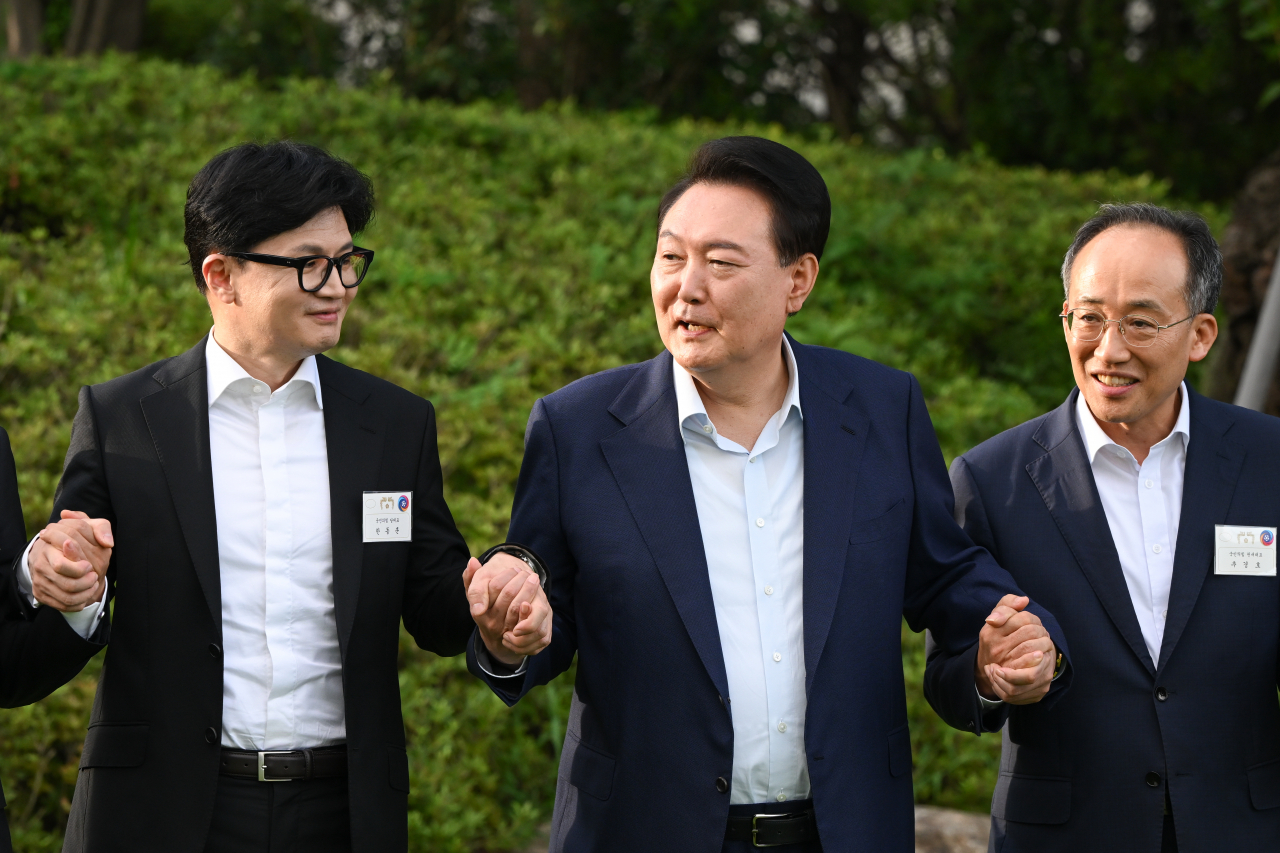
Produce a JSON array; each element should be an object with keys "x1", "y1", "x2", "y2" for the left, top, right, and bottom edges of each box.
[
  {"x1": 925, "y1": 203, "x2": 1280, "y2": 852},
  {"x1": 14, "y1": 141, "x2": 552, "y2": 853}
]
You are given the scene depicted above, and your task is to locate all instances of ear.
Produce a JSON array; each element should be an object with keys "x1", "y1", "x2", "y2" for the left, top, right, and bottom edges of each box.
[
  {"x1": 785, "y1": 254, "x2": 819, "y2": 314},
  {"x1": 202, "y1": 254, "x2": 237, "y2": 305},
  {"x1": 1187, "y1": 313, "x2": 1218, "y2": 363}
]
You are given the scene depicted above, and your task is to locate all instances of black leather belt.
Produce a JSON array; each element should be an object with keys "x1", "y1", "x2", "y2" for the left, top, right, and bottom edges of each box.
[
  {"x1": 219, "y1": 745, "x2": 348, "y2": 781},
  {"x1": 725, "y1": 808, "x2": 818, "y2": 847}
]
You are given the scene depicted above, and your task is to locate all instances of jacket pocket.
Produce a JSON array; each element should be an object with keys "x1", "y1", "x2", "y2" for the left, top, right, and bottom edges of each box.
[
  {"x1": 992, "y1": 773, "x2": 1071, "y2": 824},
  {"x1": 387, "y1": 746, "x2": 411, "y2": 793},
  {"x1": 849, "y1": 498, "x2": 907, "y2": 544},
  {"x1": 80, "y1": 723, "x2": 149, "y2": 769},
  {"x1": 887, "y1": 723, "x2": 911, "y2": 778},
  {"x1": 569, "y1": 737, "x2": 616, "y2": 801},
  {"x1": 1248, "y1": 757, "x2": 1280, "y2": 810}
]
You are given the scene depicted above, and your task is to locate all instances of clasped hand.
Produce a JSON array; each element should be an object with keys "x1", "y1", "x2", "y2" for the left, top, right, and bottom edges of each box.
[
  {"x1": 975, "y1": 594, "x2": 1056, "y2": 705},
  {"x1": 28, "y1": 510, "x2": 114, "y2": 612},
  {"x1": 462, "y1": 553, "x2": 552, "y2": 666}
]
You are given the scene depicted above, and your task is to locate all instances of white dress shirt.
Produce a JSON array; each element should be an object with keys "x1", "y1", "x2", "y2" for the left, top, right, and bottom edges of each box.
[
  {"x1": 675, "y1": 338, "x2": 809, "y2": 806},
  {"x1": 1076, "y1": 383, "x2": 1190, "y2": 665},
  {"x1": 21, "y1": 332, "x2": 347, "y2": 750}
]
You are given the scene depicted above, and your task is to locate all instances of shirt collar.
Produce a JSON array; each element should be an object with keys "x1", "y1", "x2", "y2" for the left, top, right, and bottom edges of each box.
[
  {"x1": 205, "y1": 329, "x2": 323, "y2": 410},
  {"x1": 1075, "y1": 381, "x2": 1189, "y2": 465},
  {"x1": 672, "y1": 336, "x2": 803, "y2": 439}
]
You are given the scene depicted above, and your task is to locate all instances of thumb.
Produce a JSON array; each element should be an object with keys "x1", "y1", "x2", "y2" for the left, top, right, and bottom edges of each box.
[
  {"x1": 985, "y1": 594, "x2": 1029, "y2": 627},
  {"x1": 60, "y1": 510, "x2": 89, "y2": 520},
  {"x1": 90, "y1": 518, "x2": 114, "y2": 548},
  {"x1": 465, "y1": 560, "x2": 490, "y2": 616}
]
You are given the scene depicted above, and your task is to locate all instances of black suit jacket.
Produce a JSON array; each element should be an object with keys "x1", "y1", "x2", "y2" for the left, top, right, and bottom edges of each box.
[
  {"x1": 925, "y1": 387, "x2": 1280, "y2": 853},
  {"x1": 23, "y1": 338, "x2": 474, "y2": 853}
]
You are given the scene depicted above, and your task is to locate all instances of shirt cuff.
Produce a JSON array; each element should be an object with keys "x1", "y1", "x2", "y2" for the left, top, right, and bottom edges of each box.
[
  {"x1": 976, "y1": 683, "x2": 1005, "y2": 711},
  {"x1": 19, "y1": 535, "x2": 107, "y2": 639},
  {"x1": 474, "y1": 637, "x2": 528, "y2": 679}
]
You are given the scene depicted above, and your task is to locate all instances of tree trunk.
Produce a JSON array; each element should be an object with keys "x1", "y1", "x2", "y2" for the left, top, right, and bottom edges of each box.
[
  {"x1": 809, "y1": 3, "x2": 871, "y2": 138},
  {"x1": 1205, "y1": 148, "x2": 1280, "y2": 415},
  {"x1": 64, "y1": 0, "x2": 147, "y2": 56},
  {"x1": 514, "y1": 0, "x2": 552, "y2": 110},
  {"x1": 5, "y1": 0, "x2": 44, "y2": 58}
]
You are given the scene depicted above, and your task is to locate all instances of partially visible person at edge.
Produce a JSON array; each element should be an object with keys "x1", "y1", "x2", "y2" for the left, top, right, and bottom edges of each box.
[
  {"x1": 16, "y1": 140, "x2": 552, "y2": 853},
  {"x1": 467, "y1": 135, "x2": 1071, "y2": 852},
  {"x1": 925, "y1": 203, "x2": 1280, "y2": 853}
]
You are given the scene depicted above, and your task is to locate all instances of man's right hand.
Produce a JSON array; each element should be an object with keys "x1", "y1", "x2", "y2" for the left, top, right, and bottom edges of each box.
[
  {"x1": 28, "y1": 510, "x2": 114, "y2": 612},
  {"x1": 975, "y1": 594, "x2": 1057, "y2": 705}
]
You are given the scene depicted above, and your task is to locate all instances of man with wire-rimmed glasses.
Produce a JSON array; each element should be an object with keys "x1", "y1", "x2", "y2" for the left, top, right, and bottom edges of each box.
[
  {"x1": 924, "y1": 202, "x2": 1280, "y2": 853},
  {"x1": 13, "y1": 141, "x2": 551, "y2": 853}
]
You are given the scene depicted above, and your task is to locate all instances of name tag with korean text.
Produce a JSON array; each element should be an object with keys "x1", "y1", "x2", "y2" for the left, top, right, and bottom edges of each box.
[
  {"x1": 1214, "y1": 525, "x2": 1276, "y2": 576},
  {"x1": 363, "y1": 491, "x2": 412, "y2": 543}
]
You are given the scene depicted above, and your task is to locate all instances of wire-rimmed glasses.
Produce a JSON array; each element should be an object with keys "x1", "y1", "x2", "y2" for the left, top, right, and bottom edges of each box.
[
  {"x1": 224, "y1": 247, "x2": 374, "y2": 293},
  {"x1": 1059, "y1": 307, "x2": 1193, "y2": 348}
]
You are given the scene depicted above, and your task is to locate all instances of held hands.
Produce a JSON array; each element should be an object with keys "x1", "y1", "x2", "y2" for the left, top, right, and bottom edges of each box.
[
  {"x1": 975, "y1": 594, "x2": 1057, "y2": 705},
  {"x1": 28, "y1": 510, "x2": 114, "y2": 612},
  {"x1": 462, "y1": 553, "x2": 552, "y2": 667}
]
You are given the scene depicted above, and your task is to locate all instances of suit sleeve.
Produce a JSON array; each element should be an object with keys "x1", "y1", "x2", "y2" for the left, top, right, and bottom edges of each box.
[
  {"x1": 401, "y1": 401, "x2": 475, "y2": 656},
  {"x1": 0, "y1": 397, "x2": 111, "y2": 708},
  {"x1": 467, "y1": 397, "x2": 578, "y2": 705},
  {"x1": 899, "y1": 376, "x2": 1071, "y2": 733}
]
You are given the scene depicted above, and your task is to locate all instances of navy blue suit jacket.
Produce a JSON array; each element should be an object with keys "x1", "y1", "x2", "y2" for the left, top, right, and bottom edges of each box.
[
  {"x1": 925, "y1": 387, "x2": 1280, "y2": 853},
  {"x1": 471, "y1": 340, "x2": 1070, "y2": 852}
]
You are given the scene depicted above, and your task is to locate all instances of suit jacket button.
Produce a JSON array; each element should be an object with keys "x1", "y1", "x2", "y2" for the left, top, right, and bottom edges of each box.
[
  {"x1": 1156, "y1": 687, "x2": 1168, "y2": 702},
  {"x1": 208, "y1": 643, "x2": 222, "y2": 658},
  {"x1": 716, "y1": 777, "x2": 729, "y2": 793},
  {"x1": 1145, "y1": 771, "x2": 1162, "y2": 788},
  {"x1": 205, "y1": 727, "x2": 219, "y2": 744}
]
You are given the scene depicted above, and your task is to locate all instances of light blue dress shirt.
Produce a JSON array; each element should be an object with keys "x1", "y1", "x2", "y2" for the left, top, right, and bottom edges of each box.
[{"x1": 673, "y1": 338, "x2": 809, "y2": 805}]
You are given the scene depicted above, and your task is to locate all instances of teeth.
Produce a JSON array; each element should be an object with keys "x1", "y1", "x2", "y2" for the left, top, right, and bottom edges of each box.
[{"x1": 1097, "y1": 375, "x2": 1136, "y2": 387}]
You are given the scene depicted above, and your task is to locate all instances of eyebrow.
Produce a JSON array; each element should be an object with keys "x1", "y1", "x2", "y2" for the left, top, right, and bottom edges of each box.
[
  {"x1": 657, "y1": 230, "x2": 747, "y2": 253},
  {"x1": 288, "y1": 241, "x2": 354, "y2": 256},
  {"x1": 1074, "y1": 295, "x2": 1165, "y2": 312}
]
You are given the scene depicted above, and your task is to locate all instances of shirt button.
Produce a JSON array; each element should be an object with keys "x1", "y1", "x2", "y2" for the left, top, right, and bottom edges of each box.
[
  {"x1": 777, "y1": 792, "x2": 788, "y2": 802},
  {"x1": 702, "y1": 424, "x2": 712, "y2": 434},
  {"x1": 749, "y1": 457, "x2": 757, "y2": 463},
  {"x1": 764, "y1": 586, "x2": 774, "y2": 595},
  {"x1": 1145, "y1": 479, "x2": 1154, "y2": 489},
  {"x1": 773, "y1": 652, "x2": 782, "y2": 662},
  {"x1": 777, "y1": 721, "x2": 787, "y2": 733},
  {"x1": 1162, "y1": 610, "x2": 1168, "y2": 619},
  {"x1": 756, "y1": 518, "x2": 765, "y2": 528},
  {"x1": 1152, "y1": 544, "x2": 1162, "y2": 554},
  {"x1": 252, "y1": 385, "x2": 262, "y2": 394}
]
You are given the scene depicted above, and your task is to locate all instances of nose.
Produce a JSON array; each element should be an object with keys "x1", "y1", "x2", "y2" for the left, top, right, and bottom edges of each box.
[
  {"x1": 314, "y1": 265, "x2": 348, "y2": 298},
  {"x1": 675, "y1": 261, "x2": 707, "y2": 305},
  {"x1": 1093, "y1": 320, "x2": 1130, "y2": 361}
]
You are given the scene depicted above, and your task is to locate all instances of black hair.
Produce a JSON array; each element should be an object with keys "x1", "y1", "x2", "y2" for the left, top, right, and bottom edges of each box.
[
  {"x1": 657, "y1": 136, "x2": 831, "y2": 266},
  {"x1": 183, "y1": 141, "x2": 375, "y2": 292},
  {"x1": 1061, "y1": 202, "x2": 1222, "y2": 316}
]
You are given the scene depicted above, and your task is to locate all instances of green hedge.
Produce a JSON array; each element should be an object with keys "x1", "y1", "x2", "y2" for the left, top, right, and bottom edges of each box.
[{"x1": 0, "y1": 55, "x2": 1218, "y2": 850}]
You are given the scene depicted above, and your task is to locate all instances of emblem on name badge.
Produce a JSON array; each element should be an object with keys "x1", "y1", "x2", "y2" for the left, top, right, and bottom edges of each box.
[
  {"x1": 1263, "y1": 530, "x2": 1275, "y2": 546},
  {"x1": 398, "y1": 495, "x2": 409, "y2": 512}
]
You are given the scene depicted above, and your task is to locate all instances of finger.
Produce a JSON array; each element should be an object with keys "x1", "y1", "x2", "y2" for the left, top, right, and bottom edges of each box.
[
  {"x1": 466, "y1": 562, "x2": 494, "y2": 616},
  {"x1": 59, "y1": 510, "x2": 89, "y2": 520},
  {"x1": 502, "y1": 580, "x2": 539, "y2": 633},
  {"x1": 999, "y1": 649, "x2": 1047, "y2": 672},
  {"x1": 462, "y1": 557, "x2": 481, "y2": 588},
  {"x1": 984, "y1": 594, "x2": 1029, "y2": 627},
  {"x1": 989, "y1": 659, "x2": 1045, "y2": 687},
  {"x1": 490, "y1": 572, "x2": 529, "y2": 623},
  {"x1": 89, "y1": 518, "x2": 114, "y2": 548}
]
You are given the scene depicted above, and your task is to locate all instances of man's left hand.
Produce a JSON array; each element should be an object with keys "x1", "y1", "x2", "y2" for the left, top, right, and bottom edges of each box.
[
  {"x1": 975, "y1": 594, "x2": 1057, "y2": 705},
  {"x1": 462, "y1": 553, "x2": 552, "y2": 666}
]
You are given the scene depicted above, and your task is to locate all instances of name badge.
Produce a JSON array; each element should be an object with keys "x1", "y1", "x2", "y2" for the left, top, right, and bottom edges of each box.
[
  {"x1": 1214, "y1": 525, "x2": 1276, "y2": 576},
  {"x1": 363, "y1": 491, "x2": 412, "y2": 543}
]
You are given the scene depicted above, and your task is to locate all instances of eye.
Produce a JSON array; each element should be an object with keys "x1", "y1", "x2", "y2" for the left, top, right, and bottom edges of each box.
[
  {"x1": 1077, "y1": 311, "x2": 1103, "y2": 323},
  {"x1": 1128, "y1": 317, "x2": 1157, "y2": 330},
  {"x1": 302, "y1": 258, "x2": 324, "y2": 272}
]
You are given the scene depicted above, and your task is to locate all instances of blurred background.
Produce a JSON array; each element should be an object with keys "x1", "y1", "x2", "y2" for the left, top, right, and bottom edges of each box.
[{"x1": 3, "y1": 1, "x2": 1280, "y2": 850}]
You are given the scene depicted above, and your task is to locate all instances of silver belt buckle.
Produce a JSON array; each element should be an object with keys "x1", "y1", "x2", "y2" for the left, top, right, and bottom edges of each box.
[
  {"x1": 257, "y1": 750, "x2": 295, "y2": 782},
  {"x1": 751, "y1": 813, "x2": 793, "y2": 848}
]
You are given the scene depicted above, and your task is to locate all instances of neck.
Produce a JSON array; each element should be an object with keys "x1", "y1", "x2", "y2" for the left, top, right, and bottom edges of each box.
[
  {"x1": 1092, "y1": 385, "x2": 1183, "y2": 465},
  {"x1": 212, "y1": 327, "x2": 305, "y2": 392},
  {"x1": 689, "y1": 339, "x2": 790, "y2": 451}
]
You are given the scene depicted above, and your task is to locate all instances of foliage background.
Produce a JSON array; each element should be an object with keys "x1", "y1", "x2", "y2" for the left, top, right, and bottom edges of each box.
[{"x1": 0, "y1": 55, "x2": 1219, "y2": 850}]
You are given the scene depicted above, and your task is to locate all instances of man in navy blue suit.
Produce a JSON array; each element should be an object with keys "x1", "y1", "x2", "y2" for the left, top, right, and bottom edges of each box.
[
  {"x1": 468, "y1": 137, "x2": 1071, "y2": 852},
  {"x1": 925, "y1": 202, "x2": 1280, "y2": 853}
]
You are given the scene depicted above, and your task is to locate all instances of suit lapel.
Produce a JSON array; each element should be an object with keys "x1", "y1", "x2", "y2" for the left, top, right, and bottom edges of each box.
[
  {"x1": 794, "y1": 344, "x2": 868, "y2": 693},
  {"x1": 1026, "y1": 391, "x2": 1155, "y2": 674},
  {"x1": 140, "y1": 339, "x2": 222, "y2": 629},
  {"x1": 317, "y1": 356, "x2": 385, "y2": 658},
  {"x1": 1157, "y1": 390, "x2": 1244, "y2": 672},
  {"x1": 600, "y1": 352, "x2": 730, "y2": 700}
]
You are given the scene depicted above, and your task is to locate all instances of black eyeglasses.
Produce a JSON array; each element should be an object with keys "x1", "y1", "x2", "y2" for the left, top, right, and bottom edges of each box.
[{"x1": 224, "y1": 247, "x2": 375, "y2": 293}]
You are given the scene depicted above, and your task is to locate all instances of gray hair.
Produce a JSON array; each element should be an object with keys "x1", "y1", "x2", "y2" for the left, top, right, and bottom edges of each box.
[{"x1": 1060, "y1": 202, "x2": 1222, "y2": 316}]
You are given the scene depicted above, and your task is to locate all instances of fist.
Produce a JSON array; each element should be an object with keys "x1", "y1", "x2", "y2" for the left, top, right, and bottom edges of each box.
[
  {"x1": 975, "y1": 594, "x2": 1056, "y2": 705},
  {"x1": 462, "y1": 553, "x2": 552, "y2": 666},
  {"x1": 29, "y1": 510, "x2": 114, "y2": 612}
]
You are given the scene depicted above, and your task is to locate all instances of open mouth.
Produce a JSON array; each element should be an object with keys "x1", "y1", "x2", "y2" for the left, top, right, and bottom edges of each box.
[
  {"x1": 677, "y1": 320, "x2": 713, "y2": 333},
  {"x1": 1094, "y1": 373, "x2": 1137, "y2": 388}
]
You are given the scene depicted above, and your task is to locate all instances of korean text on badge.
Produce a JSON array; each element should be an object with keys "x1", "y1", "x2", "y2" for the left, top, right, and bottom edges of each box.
[
  {"x1": 1214, "y1": 525, "x2": 1276, "y2": 576},
  {"x1": 363, "y1": 491, "x2": 413, "y2": 543}
]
